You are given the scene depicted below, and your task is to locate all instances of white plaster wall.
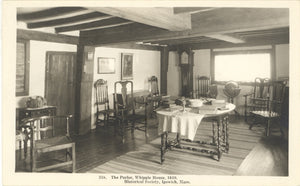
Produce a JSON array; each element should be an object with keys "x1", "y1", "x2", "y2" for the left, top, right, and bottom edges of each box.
[
  {"x1": 91, "y1": 47, "x2": 160, "y2": 129},
  {"x1": 193, "y1": 49, "x2": 211, "y2": 93},
  {"x1": 15, "y1": 40, "x2": 77, "y2": 108}
]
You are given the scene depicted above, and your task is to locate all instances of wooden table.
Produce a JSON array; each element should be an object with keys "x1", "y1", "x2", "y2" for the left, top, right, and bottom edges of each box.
[
  {"x1": 157, "y1": 103, "x2": 235, "y2": 164},
  {"x1": 17, "y1": 106, "x2": 57, "y2": 126}
]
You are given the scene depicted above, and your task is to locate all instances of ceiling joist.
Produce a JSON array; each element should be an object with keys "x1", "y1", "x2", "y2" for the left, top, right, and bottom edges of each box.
[
  {"x1": 56, "y1": 17, "x2": 132, "y2": 33},
  {"x1": 173, "y1": 7, "x2": 220, "y2": 14},
  {"x1": 80, "y1": 8, "x2": 288, "y2": 46},
  {"x1": 27, "y1": 12, "x2": 110, "y2": 29},
  {"x1": 17, "y1": 7, "x2": 87, "y2": 21},
  {"x1": 87, "y1": 7, "x2": 192, "y2": 31},
  {"x1": 205, "y1": 34, "x2": 245, "y2": 43}
]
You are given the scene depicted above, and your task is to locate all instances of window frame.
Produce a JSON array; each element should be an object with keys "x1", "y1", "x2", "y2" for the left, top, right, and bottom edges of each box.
[
  {"x1": 211, "y1": 48, "x2": 275, "y2": 85},
  {"x1": 16, "y1": 39, "x2": 30, "y2": 96}
]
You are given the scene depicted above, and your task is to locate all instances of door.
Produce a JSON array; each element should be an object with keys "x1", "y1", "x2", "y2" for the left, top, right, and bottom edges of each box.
[{"x1": 45, "y1": 51, "x2": 76, "y2": 135}]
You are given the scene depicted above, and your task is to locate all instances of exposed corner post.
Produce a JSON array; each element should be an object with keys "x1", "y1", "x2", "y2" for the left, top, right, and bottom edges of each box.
[
  {"x1": 160, "y1": 47, "x2": 169, "y2": 95},
  {"x1": 75, "y1": 43, "x2": 95, "y2": 135}
]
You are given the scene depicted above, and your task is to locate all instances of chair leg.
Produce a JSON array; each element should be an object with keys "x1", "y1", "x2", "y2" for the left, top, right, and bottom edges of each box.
[
  {"x1": 18, "y1": 141, "x2": 22, "y2": 160},
  {"x1": 114, "y1": 119, "x2": 118, "y2": 136},
  {"x1": 249, "y1": 114, "x2": 255, "y2": 130},
  {"x1": 66, "y1": 148, "x2": 70, "y2": 161},
  {"x1": 105, "y1": 114, "x2": 108, "y2": 128},
  {"x1": 131, "y1": 120, "x2": 135, "y2": 134},
  {"x1": 121, "y1": 119, "x2": 125, "y2": 144},
  {"x1": 212, "y1": 121, "x2": 216, "y2": 144},
  {"x1": 32, "y1": 149, "x2": 36, "y2": 172},
  {"x1": 145, "y1": 120, "x2": 149, "y2": 143},
  {"x1": 266, "y1": 119, "x2": 271, "y2": 136},
  {"x1": 249, "y1": 123, "x2": 253, "y2": 130},
  {"x1": 72, "y1": 143, "x2": 76, "y2": 173}
]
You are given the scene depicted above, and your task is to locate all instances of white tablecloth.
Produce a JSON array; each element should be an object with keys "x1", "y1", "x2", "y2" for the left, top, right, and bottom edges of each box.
[{"x1": 156, "y1": 107, "x2": 205, "y2": 140}]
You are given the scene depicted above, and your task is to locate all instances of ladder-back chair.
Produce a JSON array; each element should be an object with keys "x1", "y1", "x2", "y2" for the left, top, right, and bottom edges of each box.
[{"x1": 94, "y1": 79, "x2": 114, "y2": 127}]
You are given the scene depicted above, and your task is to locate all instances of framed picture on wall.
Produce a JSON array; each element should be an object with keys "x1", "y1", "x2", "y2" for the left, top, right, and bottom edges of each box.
[
  {"x1": 97, "y1": 57, "x2": 115, "y2": 74},
  {"x1": 121, "y1": 53, "x2": 133, "y2": 80}
]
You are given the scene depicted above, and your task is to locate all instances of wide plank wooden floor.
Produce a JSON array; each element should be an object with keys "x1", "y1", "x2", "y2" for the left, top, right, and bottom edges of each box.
[{"x1": 15, "y1": 116, "x2": 288, "y2": 176}]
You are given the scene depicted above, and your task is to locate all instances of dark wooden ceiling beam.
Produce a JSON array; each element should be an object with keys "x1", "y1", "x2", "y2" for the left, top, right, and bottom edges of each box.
[
  {"x1": 17, "y1": 29, "x2": 79, "y2": 45},
  {"x1": 27, "y1": 12, "x2": 110, "y2": 29},
  {"x1": 55, "y1": 17, "x2": 132, "y2": 33},
  {"x1": 17, "y1": 7, "x2": 87, "y2": 21},
  {"x1": 148, "y1": 36, "x2": 215, "y2": 45},
  {"x1": 173, "y1": 7, "x2": 220, "y2": 14},
  {"x1": 103, "y1": 43, "x2": 162, "y2": 51},
  {"x1": 80, "y1": 8, "x2": 288, "y2": 46},
  {"x1": 89, "y1": 7, "x2": 191, "y2": 31},
  {"x1": 205, "y1": 34, "x2": 245, "y2": 43},
  {"x1": 168, "y1": 35, "x2": 289, "y2": 51},
  {"x1": 235, "y1": 27, "x2": 289, "y2": 36}
]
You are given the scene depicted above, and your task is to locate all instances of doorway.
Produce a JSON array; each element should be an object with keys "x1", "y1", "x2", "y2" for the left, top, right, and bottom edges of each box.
[{"x1": 45, "y1": 51, "x2": 76, "y2": 135}]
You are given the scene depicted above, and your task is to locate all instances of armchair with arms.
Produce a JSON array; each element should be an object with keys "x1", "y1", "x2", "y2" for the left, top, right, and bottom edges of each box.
[
  {"x1": 246, "y1": 79, "x2": 287, "y2": 136},
  {"x1": 244, "y1": 78, "x2": 270, "y2": 123},
  {"x1": 20, "y1": 115, "x2": 75, "y2": 172}
]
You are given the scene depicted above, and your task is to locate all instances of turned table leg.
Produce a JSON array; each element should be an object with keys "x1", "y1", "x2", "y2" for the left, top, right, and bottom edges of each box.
[
  {"x1": 217, "y1": 117, "x2": 222, "y2": 161},
  {"x1": 160, "y1": 132, "x2": 167, "y2": 164}
]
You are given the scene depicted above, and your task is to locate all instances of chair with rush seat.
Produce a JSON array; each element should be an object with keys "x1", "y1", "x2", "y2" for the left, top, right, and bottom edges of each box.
[
  {"x1": 94, "y1": 79, "x2": 115, "y2": 127},
  {"x1": 113, "y1": 81, "x2": 149, "y2": 143},
  {"x1": 20, "y1": 115, "x2": 76, "y2": 172},
  {"x1": 247, "y1": 79, "x2": 287, "y2": 136},
  {"x1": 244, "y1": 78, "x2": 271, "y2": 123}
]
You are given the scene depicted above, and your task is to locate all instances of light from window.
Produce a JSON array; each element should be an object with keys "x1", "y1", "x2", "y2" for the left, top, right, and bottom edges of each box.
[{"x1": 214, "y1": 53, "x2": 271, "y2": 82}]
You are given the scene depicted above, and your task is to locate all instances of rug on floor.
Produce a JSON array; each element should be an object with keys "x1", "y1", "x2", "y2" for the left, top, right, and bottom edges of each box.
[{"x1": 87, "y1": 121, "x2": 264, "y2": 175}]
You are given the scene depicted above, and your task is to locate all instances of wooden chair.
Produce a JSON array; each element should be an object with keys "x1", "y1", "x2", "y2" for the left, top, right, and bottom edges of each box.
[
  {"x1": 148, "y1": 76, "x2": 163, "y2": 110},
  {"x1": 113, "y1": 81, "x2": 149, "y2": 143},
  {"x1": 20, "y1": 115, "x2": 75, "y2": 172},
  {"x1": 94, "y1": 79, "x2": 114, "y2": 127},
  {"x1": 196, "y1": 76, "x2": 218, "y2": 99},
  {"x1": 15, "y1": 129, "x2": 27, "y2": 163},
  {"x1": 149, "y1": 76, "x2": 159, "y2": 96},
  {"x1": 244, "y1": 78, "x2": 271, "y2": 122},
  {"x1": 247, "y1": 80, "x2": 287, "y2": 136}
]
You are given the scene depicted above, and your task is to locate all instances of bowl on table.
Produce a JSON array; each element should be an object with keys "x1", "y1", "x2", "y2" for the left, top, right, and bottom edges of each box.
[{"x1": 188, "y1": 99, "x2": 203, "y2": 108}]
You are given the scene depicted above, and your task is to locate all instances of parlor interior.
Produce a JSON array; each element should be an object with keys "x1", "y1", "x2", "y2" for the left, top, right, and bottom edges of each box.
[{"x1": 14, "y1": 7, "x2": 289, "y2": 176}]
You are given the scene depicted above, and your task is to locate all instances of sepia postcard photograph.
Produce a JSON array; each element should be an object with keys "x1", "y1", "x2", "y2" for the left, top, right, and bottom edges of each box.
[{"x1": 2, "y1": 0, "x2": 300, "y2": 185}]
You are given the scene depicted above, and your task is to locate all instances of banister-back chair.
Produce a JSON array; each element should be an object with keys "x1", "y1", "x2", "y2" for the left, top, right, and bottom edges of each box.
[
  {"x1": 148, "y1": 76, "x2": 162, "y2": 111},
  {"x1": 196, "y1": 76, "x2": 218, "y2": 99},
  {"x1": 247, "y1": 80, "x2": 287, "y2": 136},
  {"x1": 244, "y1": 78, "x2": 271, "y2": 122},
  {"x1": 113, "y1": 81, "x2": 149, "y2": 143},
  {"x1": 94, "y1": 79, "x2": 114, "y2": 127},
  {"x1": 20, "y1": 115, "x2": 75, "y2": 172},
  {"x1": 149, "y1": 76, "x2": 159, "y2": 96}
]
